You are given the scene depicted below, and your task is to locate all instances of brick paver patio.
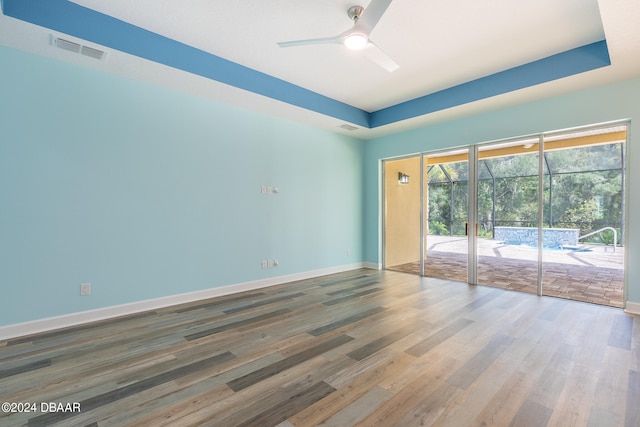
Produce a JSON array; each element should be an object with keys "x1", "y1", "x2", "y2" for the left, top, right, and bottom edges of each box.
[{"x1": 389, "y1": 235, "x2": 624, "y2": 308}]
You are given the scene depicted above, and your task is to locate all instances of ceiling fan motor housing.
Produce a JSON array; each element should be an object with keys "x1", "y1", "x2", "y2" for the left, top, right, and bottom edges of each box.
[{"x1": 348, "y1": 6, "x2": 364, "y2": 20}]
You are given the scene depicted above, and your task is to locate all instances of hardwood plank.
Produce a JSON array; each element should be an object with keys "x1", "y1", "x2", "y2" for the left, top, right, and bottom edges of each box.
[
  {"x1": 347, "y1": 327, "x2": 415, "y2": 361},
  {"x1": 594, "y1": 346, "x2": 632, "y2": 418},
  {"x1": 608, "y1": 313, "x2": 634, "y2": 350},
  {"x1": 587, "y1": 407, "x2": 620, "y2": 427},
  {"x1": 323, "y1": 287, "x2": 383, "y2": 306},
  {"x1": 184, "y1": 308, "x2": 292, "y2": 340},
  {"x1": 25, "y1": 351, "x2": 235, "y2": 426},
  {"x1": 191, "y1": 352, "x2": 354, "y2": 426},
  {"x1": 318, "y1": 275, "x2": 374, "y2": 288},
  {"x1": 0, "y1": 269, "x2": 636, "y2": 427},
  {"x1": 525, "y1": 343, "x2": 576, "y2": 409},
  {"x1": 457, "y1": 315, "x2": 558, "y2": 427},
  {"x1": 325, "y1": 279, "x2": 381, "y2": 295},
  {"x1": 289, "y1": 352, "x2": 415, "y2": 426},
  {"x1": 626, "y1": 370, "x2": 640, "y2": 427},
  {"x1": 471, "y1": 370, "x2": 538, "y2": 427},
  {"x1": 0, "y1": 358, "x2": 51, "y2": 378},
  {"x1": 320, "y1": 386, "x2": 393, "y2": 426},
  {"x1": 121, "y1": 382, "x2": 234, "y2": 427},
  {"x1": 324, "y1": 335, "x2": 421, "y2": 390},
  {"x1": 405, "y1": 318, "x2": 474, "y2": 357},
  {"x1": 307, "y1": 306, "x2": 388, "y2": 336},
  {"x1": 226, "y1": 334, "x2": 354, "y2": 392},
  {"x1": 546, "y1": 362, "x2": 599, "y2": 427},
  {"x1": 234, "y1": 381, "x2": 336, "y2": 427},
  {"x1": 538, "y1": 298, "x2": 569, "y2": 321},
  {"x1": 446, "y1": 334, "x2": 516, "y2": 390},
  {"x1": 5, "y1": 311, "x2": 158, "y2": 346},
  {"x1": 397, "y1": 382, "x2": 462, "y2": 427},
  {"x1": 509, "y1": 399, "x2": 553, "y2": 427},
  {"x1": 223, "y1": 292, "x2": 306, "y2": 314}
]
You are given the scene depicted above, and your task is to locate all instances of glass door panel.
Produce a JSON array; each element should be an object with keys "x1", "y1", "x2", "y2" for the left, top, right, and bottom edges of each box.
[
  {"x1": 541, "y1": 126, "x2": 626, "y2": 307},
  {"x1": 476, "y1": 140, "x2": 540, "y2": 293},
  {"x1": 382, "y1": 123, "x2": 626, "y2": 309},
  {"x1": 384, "y1": 156, "x2": 421, "y2": 274},
  {"x1": 423, "y1": 150, "x2": 469, "y2": 282}
]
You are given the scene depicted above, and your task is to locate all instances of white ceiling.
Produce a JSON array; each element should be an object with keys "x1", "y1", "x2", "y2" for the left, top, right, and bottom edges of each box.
[{"x1": 2, "y1": 0, "x2": 640, "y2": 139}]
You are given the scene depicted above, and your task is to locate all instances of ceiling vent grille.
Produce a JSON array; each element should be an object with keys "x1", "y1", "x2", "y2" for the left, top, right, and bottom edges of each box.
[
  {"x1": 54, "y1": 37, "x2": 81, "y2": 54},
  {"x1": 339, "y1": 124, "x2": 359, "y2": 131},
  {"x1": 80, "y1": 45, "x2": 105, "y2": 60},
  {"x1": 52, "y1": 36, "x2": 106, "y2": 60}
]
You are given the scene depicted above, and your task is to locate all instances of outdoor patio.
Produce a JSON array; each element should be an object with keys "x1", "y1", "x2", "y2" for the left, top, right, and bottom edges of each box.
[{"x1": 389, "y1": 234, "x2": 624, "y2": 308}]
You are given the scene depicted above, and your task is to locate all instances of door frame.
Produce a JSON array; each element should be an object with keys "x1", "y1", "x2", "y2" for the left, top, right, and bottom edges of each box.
[{"x1": 381, "y1": 120, "x2": 630, "y2": 309}]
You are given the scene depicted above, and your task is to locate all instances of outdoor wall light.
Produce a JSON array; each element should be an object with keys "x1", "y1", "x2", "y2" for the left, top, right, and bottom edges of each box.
[{"x1": 398, "y1": 172, "x2": 410, "y2": 184}]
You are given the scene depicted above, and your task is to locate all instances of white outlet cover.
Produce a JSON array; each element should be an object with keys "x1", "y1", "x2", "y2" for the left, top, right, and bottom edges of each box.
[{"x1": 80, "y1": 283, "x2": 91, "y2": 296}]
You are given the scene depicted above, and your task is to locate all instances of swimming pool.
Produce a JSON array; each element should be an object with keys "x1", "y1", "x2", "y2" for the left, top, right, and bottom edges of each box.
[{"x1": 494, "y1": 226, "x2": 580, "y2": 249}]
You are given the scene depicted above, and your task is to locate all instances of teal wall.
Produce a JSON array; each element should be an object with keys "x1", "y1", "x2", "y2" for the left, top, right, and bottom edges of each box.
[
  {"x1": 363, "y1": 77, "x2": 640, "y2": 305},
  {"x1": 2, "y1": 41, "x2": 638, "y2": 328},
  {"x1": 0, "y1": 46, "x2": 364, "y2": 325}
]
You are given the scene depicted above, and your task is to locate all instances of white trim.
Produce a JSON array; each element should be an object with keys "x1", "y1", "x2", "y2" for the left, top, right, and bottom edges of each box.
[
  {"x1": 624, "y1": 301, "x2": 640, "y2": 316},
  {"x1": 363, "y1": 262, "x2": 382, "y2": 270},
  {"x1": 0, "y1": 263, "x2": 369, "y2": 341}
]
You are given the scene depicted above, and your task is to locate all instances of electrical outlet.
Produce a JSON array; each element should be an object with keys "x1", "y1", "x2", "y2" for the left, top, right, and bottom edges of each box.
[
  {"x1": 267, "y1": 259, "x2": 273, "y2": 268},
  {"x1": 80, "y1": 283, "x2": 91, "y2": 296},
  {"x1": 261, "y1": 260, "x2": 268, "y2": 269}
]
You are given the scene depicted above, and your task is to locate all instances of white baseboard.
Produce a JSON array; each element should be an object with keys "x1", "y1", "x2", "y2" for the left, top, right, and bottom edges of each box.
[
  {"x1": 363, "y1": 262, "x2": 382, "y2": 270},
  {"x1": 0, "y1": 263, "x2": 370, "y2": 341},
  {"x1": 625, "y1": 301, "x2": 640, "y2": 316}
]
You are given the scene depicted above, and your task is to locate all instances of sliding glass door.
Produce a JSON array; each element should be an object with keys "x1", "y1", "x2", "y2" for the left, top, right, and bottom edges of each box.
[
  {"x1": 475, "y1": 139, "x2": 541, "y2": 294},
  {"x1": 423, "y1": 150, "x2": 469, "y2": 282},
  {"x1": 382, "y1": 123, "x2": 627, "y2": 308},
  {"x1": 540, "y1": 127, "x2": 626, "y2": 307}
]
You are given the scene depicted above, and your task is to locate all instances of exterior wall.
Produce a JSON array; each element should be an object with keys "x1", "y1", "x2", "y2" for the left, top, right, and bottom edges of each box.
[{"x1": 383, "y1": 157, "x2": 421, "y2": 267}]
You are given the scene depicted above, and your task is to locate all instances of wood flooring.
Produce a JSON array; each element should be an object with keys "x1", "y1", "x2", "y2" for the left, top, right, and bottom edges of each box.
[{"x1": 1, "y1": 269, "x2": 638, "y2": 426}]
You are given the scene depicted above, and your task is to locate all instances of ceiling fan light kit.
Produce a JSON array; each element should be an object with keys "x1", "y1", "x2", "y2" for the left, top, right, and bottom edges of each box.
[
  {"x1": 277, "y1": 0, "x2": 399, "y2": 72},
  {"x1": 344, "y1": 33, "x2": 368, "y2": 50}
]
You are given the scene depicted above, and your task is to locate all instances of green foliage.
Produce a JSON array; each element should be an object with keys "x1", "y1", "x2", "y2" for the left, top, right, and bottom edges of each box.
[
  {"x1": 429, "y1": 221, "x2": 449, "y2": 235},
  {"x1": 428, "y1": 143, "x2": 624, "y2": 242},
  {"x1": 563, "y1": 199, "x2": 598, "y2": 233}
]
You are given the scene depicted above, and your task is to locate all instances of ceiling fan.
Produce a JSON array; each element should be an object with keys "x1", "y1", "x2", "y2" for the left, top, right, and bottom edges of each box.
[{"x1": 277, "y1": 0, "x2": 399, "y2": 72}]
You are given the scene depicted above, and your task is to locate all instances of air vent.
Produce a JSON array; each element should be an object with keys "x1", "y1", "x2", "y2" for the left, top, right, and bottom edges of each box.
[
  {"x1": 339, "y1": 124, "x2": 359, "y2": 131},
  {"x1": 80, "y1": 45, "x2": 105, "y2": 60},
  {"x1": 54, "y1": 38, "x2": 81, "y2": 54},
  {"x1": 51, "y1": 36, "x2": 106, "y2": 60}
]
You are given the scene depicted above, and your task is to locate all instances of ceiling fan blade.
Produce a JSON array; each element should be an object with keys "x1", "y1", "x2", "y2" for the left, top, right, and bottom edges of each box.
[
  {"x1": 364, "y1": 41, "x2": 399, "y2": 72},
  {"x1": 277, "y1": 36, "x2": 342, "y2": 48},
  {"x1": 357, "y1": 0, "x2": 393, "y2": 34}
]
